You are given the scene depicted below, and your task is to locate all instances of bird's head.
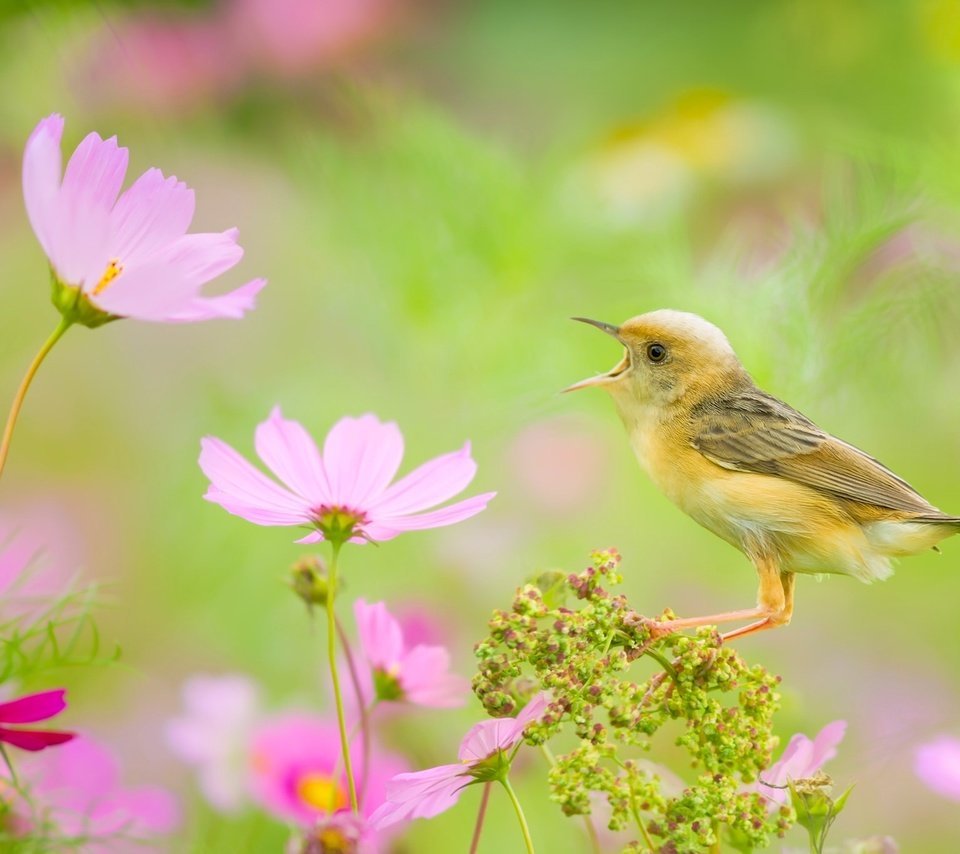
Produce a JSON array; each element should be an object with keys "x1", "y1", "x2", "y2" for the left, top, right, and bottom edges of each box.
[{"x1": 565, "y1": 309, "x2": 745, "y2": 411}]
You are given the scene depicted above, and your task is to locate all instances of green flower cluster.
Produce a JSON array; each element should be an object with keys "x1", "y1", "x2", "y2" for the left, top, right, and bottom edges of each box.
[{"x1": 473, "y1": 549, "x2": 792, "y2": 853}]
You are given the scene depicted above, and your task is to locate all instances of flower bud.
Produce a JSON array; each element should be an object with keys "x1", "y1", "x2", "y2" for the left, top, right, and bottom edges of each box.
[{"x1": 289, "y1": 556, "x2": 331, "y2": 607}]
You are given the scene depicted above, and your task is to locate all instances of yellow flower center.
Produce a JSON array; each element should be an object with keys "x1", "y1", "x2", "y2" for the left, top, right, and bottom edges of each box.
[
  {"x1": 296, "y1": 772, "x2": 348, "y2": 813},
  {"x1": 92, "y1": 259, "x2": 123, "y2": 296}
]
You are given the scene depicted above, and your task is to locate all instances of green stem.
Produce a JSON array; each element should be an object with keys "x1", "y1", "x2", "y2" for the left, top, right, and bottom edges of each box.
[
  {"x1": 0, "y1": 317, "x2": 72, "y2": 481},
  {"x1": 0, "y1": 743, "x2": 17, "y2": 787},
  {"x1": 500, "y1": 777, "x2": 535, "y2": 854},
  {"x1": 326, "y1": 541, "x2": 358, "y2": 811},
  {"x1": 468, "y1": 782, "x2": 492, "y2": 854},
  {"x1": 335, "y1": 616, "x2": 372, "y2": 807}
]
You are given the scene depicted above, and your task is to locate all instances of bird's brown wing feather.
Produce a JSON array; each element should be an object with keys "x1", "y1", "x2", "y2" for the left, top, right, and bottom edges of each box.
[{"x1": 689, "y1": 388, "x2": 947, "y2": 517}]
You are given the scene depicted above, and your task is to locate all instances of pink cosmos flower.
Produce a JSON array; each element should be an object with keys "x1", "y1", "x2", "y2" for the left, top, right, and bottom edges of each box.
[
  {"x1": 0, "y1": 690, "x2": 75, "y2": 752},
  {"x1": 249, "y1": 713, "x2": 408, "y2": 829},
  {"x1": 165, "y1": 674, "x2": 263, "y2": 812},
  {"x1": 8, "y1": 734, "x2": 179, "y2": 851},
  {"x1": 353, "y1": 598, "x2": 468, "y2": 708},
  {"x1": 22, "y1": 113, "x2": 265, "y2": 324},
  {"x1": 290, "y1": 812, "x2": 378, "y2": 854},
  {"x1": 228, "y1": 0, "x2": 402, "y2": 79},
  {"x1": 200, "y1": 408, "x2": 495, "y2": 544},
  {"x1": 370, "y1": 692, "x2": 550, "y2": 829},
  {"x1": 914, "y1": 735, "x2": 960, "y2": 802},
  {"x1": 757, "y1": 720, "x2": 847, "y2": 806}
]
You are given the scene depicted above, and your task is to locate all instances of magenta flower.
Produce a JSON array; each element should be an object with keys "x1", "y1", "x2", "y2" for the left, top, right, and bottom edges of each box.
[
  {"x1": 757, "y1": 720, "x2": 847, "y2": 806},
  {"x1": 8, "y1": 734, "x2": 179, "y2": 851},
  {"x1": 370, "y1": 692, "x2": 550, "y2": 829},
  {"x1": 915, "y1": 735, "x2": 960, "y2": 802},
  {"x1": 0, "y1": 689, "x2": 75, "y2": 752},
  {"x1": 248, "y1": 713, "x2": 408, "y2": 828},
  {"x1": 200, "y1": 408, "x2": 495, "y2": 544},
  {"x1": 354, "y1": 598, "x2": 469, "y2": 708},
  {"x1": 22, "y1": 113, "x2": 265, "y2": 325}
]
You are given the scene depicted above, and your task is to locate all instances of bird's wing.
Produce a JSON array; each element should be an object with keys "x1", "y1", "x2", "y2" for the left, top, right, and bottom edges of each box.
[{"x1": 689, "y1": 388, "x2": 941, "y2": 515}]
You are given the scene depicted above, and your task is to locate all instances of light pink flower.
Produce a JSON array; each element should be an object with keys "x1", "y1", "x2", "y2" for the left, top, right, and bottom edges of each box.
[
  {"x1": 199, "y1": 408, "x2": 495, "y2": 544},
  {"x1": 165, "y1": 674, "x2": 262, "y2": 812},
  {"x1": 22, "y1": 113, "x2": 265, "y2": 324},
  {"x1": 370, "y1": 692, "x2": 549, "y2": 829},
  {"x1": 0, "y1": 511, "x2": 79, "y2": 629},
  {"x1": 249, "y1": 713, "x2": 408, "y2": 829},
  {"x1": 914, "y1": 735, "x2": 960, "y2": 802},
  {"x1": 10, "y1": 733, "x2": 179, "y2": 852},
  {"x1": 0, "y1": 689, "x2": 74, "y2": 752},
  {"x1": 757, "y1": 720, "x2": 847, "y2": 806},
  {"x1": 353, "y1": 599, "x2": 468, "y2": 708}
]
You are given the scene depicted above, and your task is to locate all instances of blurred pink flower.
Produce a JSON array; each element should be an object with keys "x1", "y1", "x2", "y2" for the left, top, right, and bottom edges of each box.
[
  {"x1": 23, "y1": 113, "x2": 265, "y2": 325},
  {"x1": 914, "y1": 735, "x2": 960, "y2": 802},
  {"x1": 390, "y1": 602, "x2": 451, "y2": 649},
  {"x1": 0, "y1": 512, "x2": 78, "y2": 628},
  {"x1": 228, "y1": 0, "x2": 402, "y2": 79},
  {"x1": 0, "y1": 689, "x2": 74, "y2": 752},
  {"x1": 353, "y1": 598, "x2": 469, "y2": 708},
  {"x1": 757, "y1": 720, "x2": 847, "y2": 806},
  {"x1": 84, "y1": 17, "x2": 239, "y2": 114},
  {"x1": 249, "y1": 713, "x2": 408, "y2": 829},
  {"x1": 12, "y1": 733, "x2": 179, "y2": 851},
  {"x1": 290, "y1": 812, "x2": 378, "y2": 854},
  {"x1": 200, "y1": 408, "x2": 495, "y2": 544},
  {"x1": 506, "y1": 417, "x2": 611, "y2": 515},
  {"x1": 165, "y1": 674, "x2": 262, "y2": 812},
  {"x1": 370, "y1": 692, "x2": 550, "y2": 830}
]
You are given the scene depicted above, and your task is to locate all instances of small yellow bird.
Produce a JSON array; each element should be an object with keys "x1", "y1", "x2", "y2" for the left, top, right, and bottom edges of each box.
[{"x1": 567, "y1": 309, "x2": 960, "y2": 641}]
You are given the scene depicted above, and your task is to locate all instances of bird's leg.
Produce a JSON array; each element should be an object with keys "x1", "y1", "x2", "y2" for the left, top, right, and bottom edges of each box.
[
  {"x1": 647, "y1": 559, "x2": 792, "y2": 641},
  {"x1": 720, "y1": 569, "x2": 794, "y2": 642}
]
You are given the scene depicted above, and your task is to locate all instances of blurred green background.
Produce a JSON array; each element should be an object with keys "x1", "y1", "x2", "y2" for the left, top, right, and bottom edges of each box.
[{"x1": 2, "y1": 0, "x2": 960, "y2": 850}]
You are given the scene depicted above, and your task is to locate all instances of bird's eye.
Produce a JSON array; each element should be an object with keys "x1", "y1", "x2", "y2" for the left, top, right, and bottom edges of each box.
[{"x1": 646, "y1": 342, "x2": 668, "y2": 364}]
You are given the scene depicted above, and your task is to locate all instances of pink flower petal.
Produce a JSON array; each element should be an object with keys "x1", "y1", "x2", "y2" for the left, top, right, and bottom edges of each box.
[
  {"x1": 199, "y1": 437, "x2": 312, "y2": 525},
  {"x1": 0, "y1": 689, "x2": 67, "y2": 724},
  {"x1": 322, "y1": 415, "x2": 404, "y2": 507},
  {"x1": 0, "y1": 727, "x2": 75, "y2": 751},
  {"x1": 369, "y1": 443, "x2": 477, "y2": 517},
  {"x1": 160, "y1": 228, "x2": 244, "y2": 284},
  {"x1": 107, "y1": 167, "x2": 195, "y2": 266},
  {"x1": 90, "y1": 257, "x2": 201, "y2": 320},
  {"x1": 374, "y1": 492, "x2": 496, "y2": 533},
  {"x1": 459, "y1": 692, "x2": 550, "y2": 762},
  {"x1": 254, "y1": 407, "x2": 329, "y2": 503},
  {"x1": 92, "y1": 786, "x2": 181, "y2": 835},
  {"x1": 809, "y1": 720, "x2": 846, "y2": 769},
  {"x1": 295, "y1": 530, "x2": 324, "y2": 544},
  {"x1": 56, "y1": 132, "x2": 129, "y2": 288},
  {"x1": 399, "y1": 646, "x2": 469, "y2": 708},
  {"x1": 22, "y1": 113, "x2": 64, "y2": 262},
  {"x1": 370, "y1": 764, "x2": 468, "y2": 829},
  {"x1": 915, "y1": 736, "x2": 960, "y2": 802},
  {"x1": 355, "y1": 599, "x2": 404, "y2": 669},
  {"x1": 161, "y1": 277, "x2": 266, "y2": 322}
]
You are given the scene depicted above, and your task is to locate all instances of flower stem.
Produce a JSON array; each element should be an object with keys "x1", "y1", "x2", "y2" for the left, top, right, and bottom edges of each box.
[
  {"x1": 0, "y1": 743, "x2": 17, "y2": 786},
  {"x1": 469, "y1": 782, "x2": 492, "y2": 854},
  {"x1": 326, "y1": 540, "x2": 358, "y2": 812},
  {"x1": 0, "y1": 317, "x2": 72, "y2": 481},
  {"x1": 335, "y1": 615, "x2": 372, "y2": 808},
  {"x1": 500, "y1": 777, "x2": 535, "y2": 854}
]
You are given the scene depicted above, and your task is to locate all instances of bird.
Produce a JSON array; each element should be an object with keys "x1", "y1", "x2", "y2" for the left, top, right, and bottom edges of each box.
[{"x1": 565, "y1": 309, "x2": 960, "y2": 641}]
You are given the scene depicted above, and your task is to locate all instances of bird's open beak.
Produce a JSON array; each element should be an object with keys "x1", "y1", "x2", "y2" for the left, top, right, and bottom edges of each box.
[{"x1": 563, "y1": 317, "x2": 632, "y2": 392}]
